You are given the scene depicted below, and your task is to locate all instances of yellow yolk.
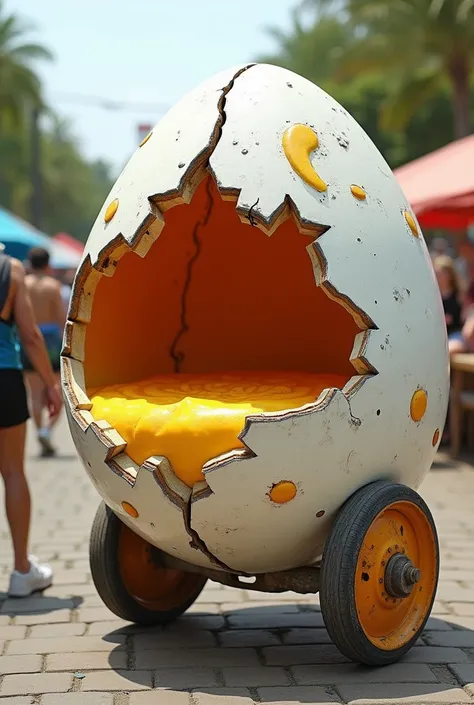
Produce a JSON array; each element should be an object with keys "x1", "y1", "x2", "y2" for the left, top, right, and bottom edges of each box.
[{"x1": 89, "y1": 371, "x2": 346, "y2": 487}]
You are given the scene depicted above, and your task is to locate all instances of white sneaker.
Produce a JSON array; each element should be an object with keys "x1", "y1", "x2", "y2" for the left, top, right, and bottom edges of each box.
[
  {"x1": 8, "y1": 556, "x2": 53, "y2": 597},
  {"x1": 38, "y1": 428, "x2": 55, "y2": 457}
]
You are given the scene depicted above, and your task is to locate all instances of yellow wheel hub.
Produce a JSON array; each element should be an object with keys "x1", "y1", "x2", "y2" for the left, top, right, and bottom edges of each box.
[
  {"x1": 118, "y1": 523, "x2": 202, "y2": 611},
  {"x1": 355, "y1": 500, "x2": 438, "y2": 651}
]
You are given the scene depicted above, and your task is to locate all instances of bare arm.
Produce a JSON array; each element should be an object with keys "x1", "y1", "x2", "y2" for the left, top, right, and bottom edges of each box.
[
  {"x1": 12, "y1": 262, "x2": 57, "y2": 388},
  {"x1": 51, "y1": 280, "x2": 67, "y2": 330}
]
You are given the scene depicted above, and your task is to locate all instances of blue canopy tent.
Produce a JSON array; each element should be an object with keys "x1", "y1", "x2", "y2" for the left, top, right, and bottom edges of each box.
[{"x1": 0, "y1": 207, "x2": 82, "y2": 269}]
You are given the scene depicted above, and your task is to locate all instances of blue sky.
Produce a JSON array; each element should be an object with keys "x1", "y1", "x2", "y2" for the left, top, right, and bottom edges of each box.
[{"x1": 10, "y1": 0, "x2": 294, "y2": 172}]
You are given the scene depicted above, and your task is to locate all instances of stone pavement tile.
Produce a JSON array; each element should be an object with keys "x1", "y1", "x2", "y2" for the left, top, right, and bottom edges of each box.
[
  {"x1": 223, "y1": 666, "x2": 290, "y2": 686},
  {"x1": 77, "y1": 606, "x2": 122, "y2": 622},
  {"x1": 0, "y1": 614, "x2": 11, "y2": 625},
  {"x1": 219, "y1": 629, "x2": 281, "y2": 648},
  {"x1": 336, "y1": 683, "x2": 471, "y2": 704},
  {"x1": 425, "y1": 617, "x2": 455, "y2": 631},
  {"x1": 77, "y1": 594, "x2": 108, "y2": 608},
  {"x1": 178, "y1": 615, "x2": 226, "y2": 630},
  {"x1": 1, "y1": 596, "x2": 75, "y2": 614},
  {"x1": 0, "y1": 672, "x2": 73, "y2": 696},
  {"x1": 136, "y1": 647, "x2": 259, "y2": 669},
  {"x1": 87, "y1": 620, "x2": 133, "y2": 635},
  {"x1": 42, "y1": 694, "x2": 113, "y2": 705},
  {"x1": 227, "y1": 612, "x2": 324, "y2": 629},
  {"x1": 282, "y1": 629, "x2": 333, "y2": 645},
  {"x1": 48, "y1": 571, "x2": 89, "y2": 586},
  {"x1": 45, "y1": 584, "x2": 98, "y2": 599},
  {"x1": 197, "y1": 590, "x2": 245, "y2": 603},
  {"x1": 436, "y1": 584, "x2": 474, "y2": 602},
  {"x1": 193, "y1": 689, "x2": 255, "y2": 704},
  {"x1": 14, "y1": 609, "x2": 72, "y2": 625},
  {"x1": 7, "y1": 634, "x2": 125, "y2": 654},
  {"x1": 81, "y1": 670, "x2": 153, "y2": 691},
  {"x1": 425, "y1": 631, "x2": 474, "y2": 647},
  {"x1": 133, "y1": 628, "x2": 216, "y2": 649},
  {"x1": 45, "y1": 650, "x2": 127, "y2": 671},
  {"x1": 292, "y1": 663, "x2": 438, "y2": 685},
  {"x1": 263, "y1": 645, "x2": 350, "y2": 665},
  {"x1": 186, "y1": 604, "x2": 221, "y2": 614},
  {"x1": 154, "y1": 667, "x2": 219, "y2": 688},
  {"x1": 130, "y1": 692, "x2": 191, "y2": 704},
  {"x1": 440, "y1": 571, "x2": 474, "y2": 581},
  {"x1": 29, "y1": 622, "x2": 86, "y2": 637},
  {"x1": 221, "y1": 602, "x2": 300, "y2": 614},
  {"x1": 402, "y1": 646, "x2": 469, "y2": 663},
  {"x1": 450, "y1": 603, "x2": 474, "y2": 616},
  {"x1": 0, "y1": 626, "x2": 26, "y2": 639},
  {"x1": 258, "y1": 686, "x2": 338, "y2": 703},
  {"x1": 444, "y1": 616, "x2": 474, "y2": 629},
  {"x1": 0, "y1": 655, "x2": 42, "y2": 675},
  {"x1": 0, "y1": 698, "x2": 34, "y2": 704},
  {"x1": 46, "y1": 552, "x2": 89, "y2": 561},
  {"x1": 448, "y1": 664, "x2": 474, "y2": 685},
  {"x1": 245, "y1": 591, "x2": 315, "y2": 602}
]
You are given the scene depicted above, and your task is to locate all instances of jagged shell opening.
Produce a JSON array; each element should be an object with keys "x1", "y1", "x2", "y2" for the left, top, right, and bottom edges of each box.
[
  {"x1": 80, "y1": 173, "x2": 363, "y2": 487},
  {"x1": 85, "y1": 174, "x2": 359, "y2": 387}
]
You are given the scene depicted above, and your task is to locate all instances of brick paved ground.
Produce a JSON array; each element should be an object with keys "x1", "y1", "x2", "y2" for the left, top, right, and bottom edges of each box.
[{"x1": 0, "y1": 417, "x2": 473, "y2": 704}]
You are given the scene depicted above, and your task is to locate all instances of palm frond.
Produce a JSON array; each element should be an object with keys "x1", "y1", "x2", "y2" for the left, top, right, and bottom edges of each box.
[{"x1": 379, "y1": 70, "x2": 443, "y2": 131}]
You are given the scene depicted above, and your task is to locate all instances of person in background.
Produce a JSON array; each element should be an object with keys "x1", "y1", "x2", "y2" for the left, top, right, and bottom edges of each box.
[
  {"x1": 22, "y1": 247, "x2": 66, "y2": 457},
  {"x1": 60, "y1": 268, "x2": 75, "y2": 315},
  {"x1": 0, "y1": 243, "x2": 62, "y2": 596},
  {"x1": 448, "y1": 280, "x2": 474, "y2": 355},
  {"x1": 430, "y1": 237, "x2": 451, "y2": 260},
  {"x1": 433, "y1": 255, "x2": 463, "y2": 352}
]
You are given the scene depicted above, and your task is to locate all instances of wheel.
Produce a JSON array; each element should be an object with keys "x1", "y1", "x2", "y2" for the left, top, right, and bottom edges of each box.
[
  {"x1": 320, "y1": 481, "x2": 439, "y2": 666},
  {"x1": 89, "y1": 502, "x2": 207, "y2": 624}
]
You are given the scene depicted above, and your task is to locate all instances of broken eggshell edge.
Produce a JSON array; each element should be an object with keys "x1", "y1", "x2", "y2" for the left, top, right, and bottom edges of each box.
[{"x1": 61, "y1": 63, "x2": 449, "y2": 575}]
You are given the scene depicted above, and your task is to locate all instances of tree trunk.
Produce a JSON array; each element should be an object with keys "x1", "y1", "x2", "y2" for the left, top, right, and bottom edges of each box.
[{"x1": 448, "y1": 55, "x2": 471, "y2": 139}]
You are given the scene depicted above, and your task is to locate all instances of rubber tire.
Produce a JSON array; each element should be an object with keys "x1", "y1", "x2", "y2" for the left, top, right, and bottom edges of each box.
[
  {"x1": 89, "y1": 502, "x2": 207, "y2": 625},
  {"x1": 319, "y1": 481, "x2": 439, "y2": 666}
]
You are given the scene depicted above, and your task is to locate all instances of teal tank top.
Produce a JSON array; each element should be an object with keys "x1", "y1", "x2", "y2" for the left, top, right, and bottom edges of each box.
[{"x1": 0, "y1": 254, "x2": 21, "y2": 370}]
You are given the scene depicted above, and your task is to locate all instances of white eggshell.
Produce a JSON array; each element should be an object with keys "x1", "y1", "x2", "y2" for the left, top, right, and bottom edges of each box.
[{"x1": 63, "y1": 63, "x2": 448, "y2": 576}]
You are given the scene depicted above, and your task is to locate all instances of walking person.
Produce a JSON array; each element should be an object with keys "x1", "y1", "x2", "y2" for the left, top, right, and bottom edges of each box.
[
  {"x1": 22, "y1": 247, "x2": 66, "y2": 457},
  {"x1": 0, "y1": 244, "x2": 62, "y2": 596}
]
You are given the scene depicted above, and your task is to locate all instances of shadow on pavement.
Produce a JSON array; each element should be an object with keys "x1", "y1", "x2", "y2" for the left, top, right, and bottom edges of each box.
[
  {"x1": 104, "y1": 604, "x2": 473, "y2": 701},
  {"x1": 0, "y1": 592, "x2": 83, "y2": 616}
]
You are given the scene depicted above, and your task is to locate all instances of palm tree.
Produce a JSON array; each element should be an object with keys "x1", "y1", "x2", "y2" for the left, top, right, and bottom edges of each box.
[
  {"x1": 305, "y1": 0, "x2": 474, "y2": 139},
  {"x1": 0, "y1": 0, "x2": 52, "y2": 128}
]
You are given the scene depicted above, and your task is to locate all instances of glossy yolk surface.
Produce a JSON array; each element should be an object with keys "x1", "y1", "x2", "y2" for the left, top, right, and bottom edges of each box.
[{"x1": 90, "y1": 371, "x2": 346, "y2": 487}]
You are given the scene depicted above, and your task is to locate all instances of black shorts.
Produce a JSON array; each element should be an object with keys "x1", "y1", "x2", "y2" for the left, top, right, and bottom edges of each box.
[{"x1": 0, "y1": 369, "x2": 30, "y2": 428}]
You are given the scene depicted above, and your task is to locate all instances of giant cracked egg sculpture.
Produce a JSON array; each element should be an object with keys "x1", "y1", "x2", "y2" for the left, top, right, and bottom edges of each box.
[{"x1": 62, "y1": 64, "x2": 449, "y2": 577}]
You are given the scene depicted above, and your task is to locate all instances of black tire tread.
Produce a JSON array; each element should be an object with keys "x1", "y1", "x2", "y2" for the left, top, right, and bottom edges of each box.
[
  {"x1": 89, "y1": 502, "x2": 207, "y2": 625},
  {"x1": 319, "y1": 481, "x2": 439, "y2": 666}
]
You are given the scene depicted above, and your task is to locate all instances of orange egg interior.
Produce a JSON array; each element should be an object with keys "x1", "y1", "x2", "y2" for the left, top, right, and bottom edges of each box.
[{"x1": 85, "y1": 175, "x2": 360, "y2": 483}]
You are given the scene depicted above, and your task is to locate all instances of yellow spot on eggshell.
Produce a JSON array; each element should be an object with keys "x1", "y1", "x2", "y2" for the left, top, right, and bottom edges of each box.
[
  {"x1": 139, "y1": 131, "x2": 152, "y2": 147},
  {"x1": 121, "y1": 501, "x2": 139, "y2": 518},
  {"x1": 404, "y1": 210, "x2": 419, "y2": 238},
  {"x1": 351, "y1": 185, "x2": 366, "y2": 200},
  {"x1": 104, "y1": 199, "x2": 119, "y2": 223},
  {"x1": 410, "y1": 389, "x2": 427, "y2": 422},
  {"x1": 432, "y1": 428, "x2": 440, "y2": 446},
  {"x1": 282, "y1": 124, "x2": 327, "y2": 193},
  {"x1": 269, "y1": 481, "x2": 297, "y2": 504}
]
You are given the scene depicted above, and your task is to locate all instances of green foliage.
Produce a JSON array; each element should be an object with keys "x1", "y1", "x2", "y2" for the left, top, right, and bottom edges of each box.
[
  {"x1": 259, "y1": 1, "x2": 474, "y2": 167},
  {"x1": 303, "y1": 0, "x2": 474, "y2": 138},
  {"x1": 0, "y1": 0, "x2": 113, "y2": 242}
]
